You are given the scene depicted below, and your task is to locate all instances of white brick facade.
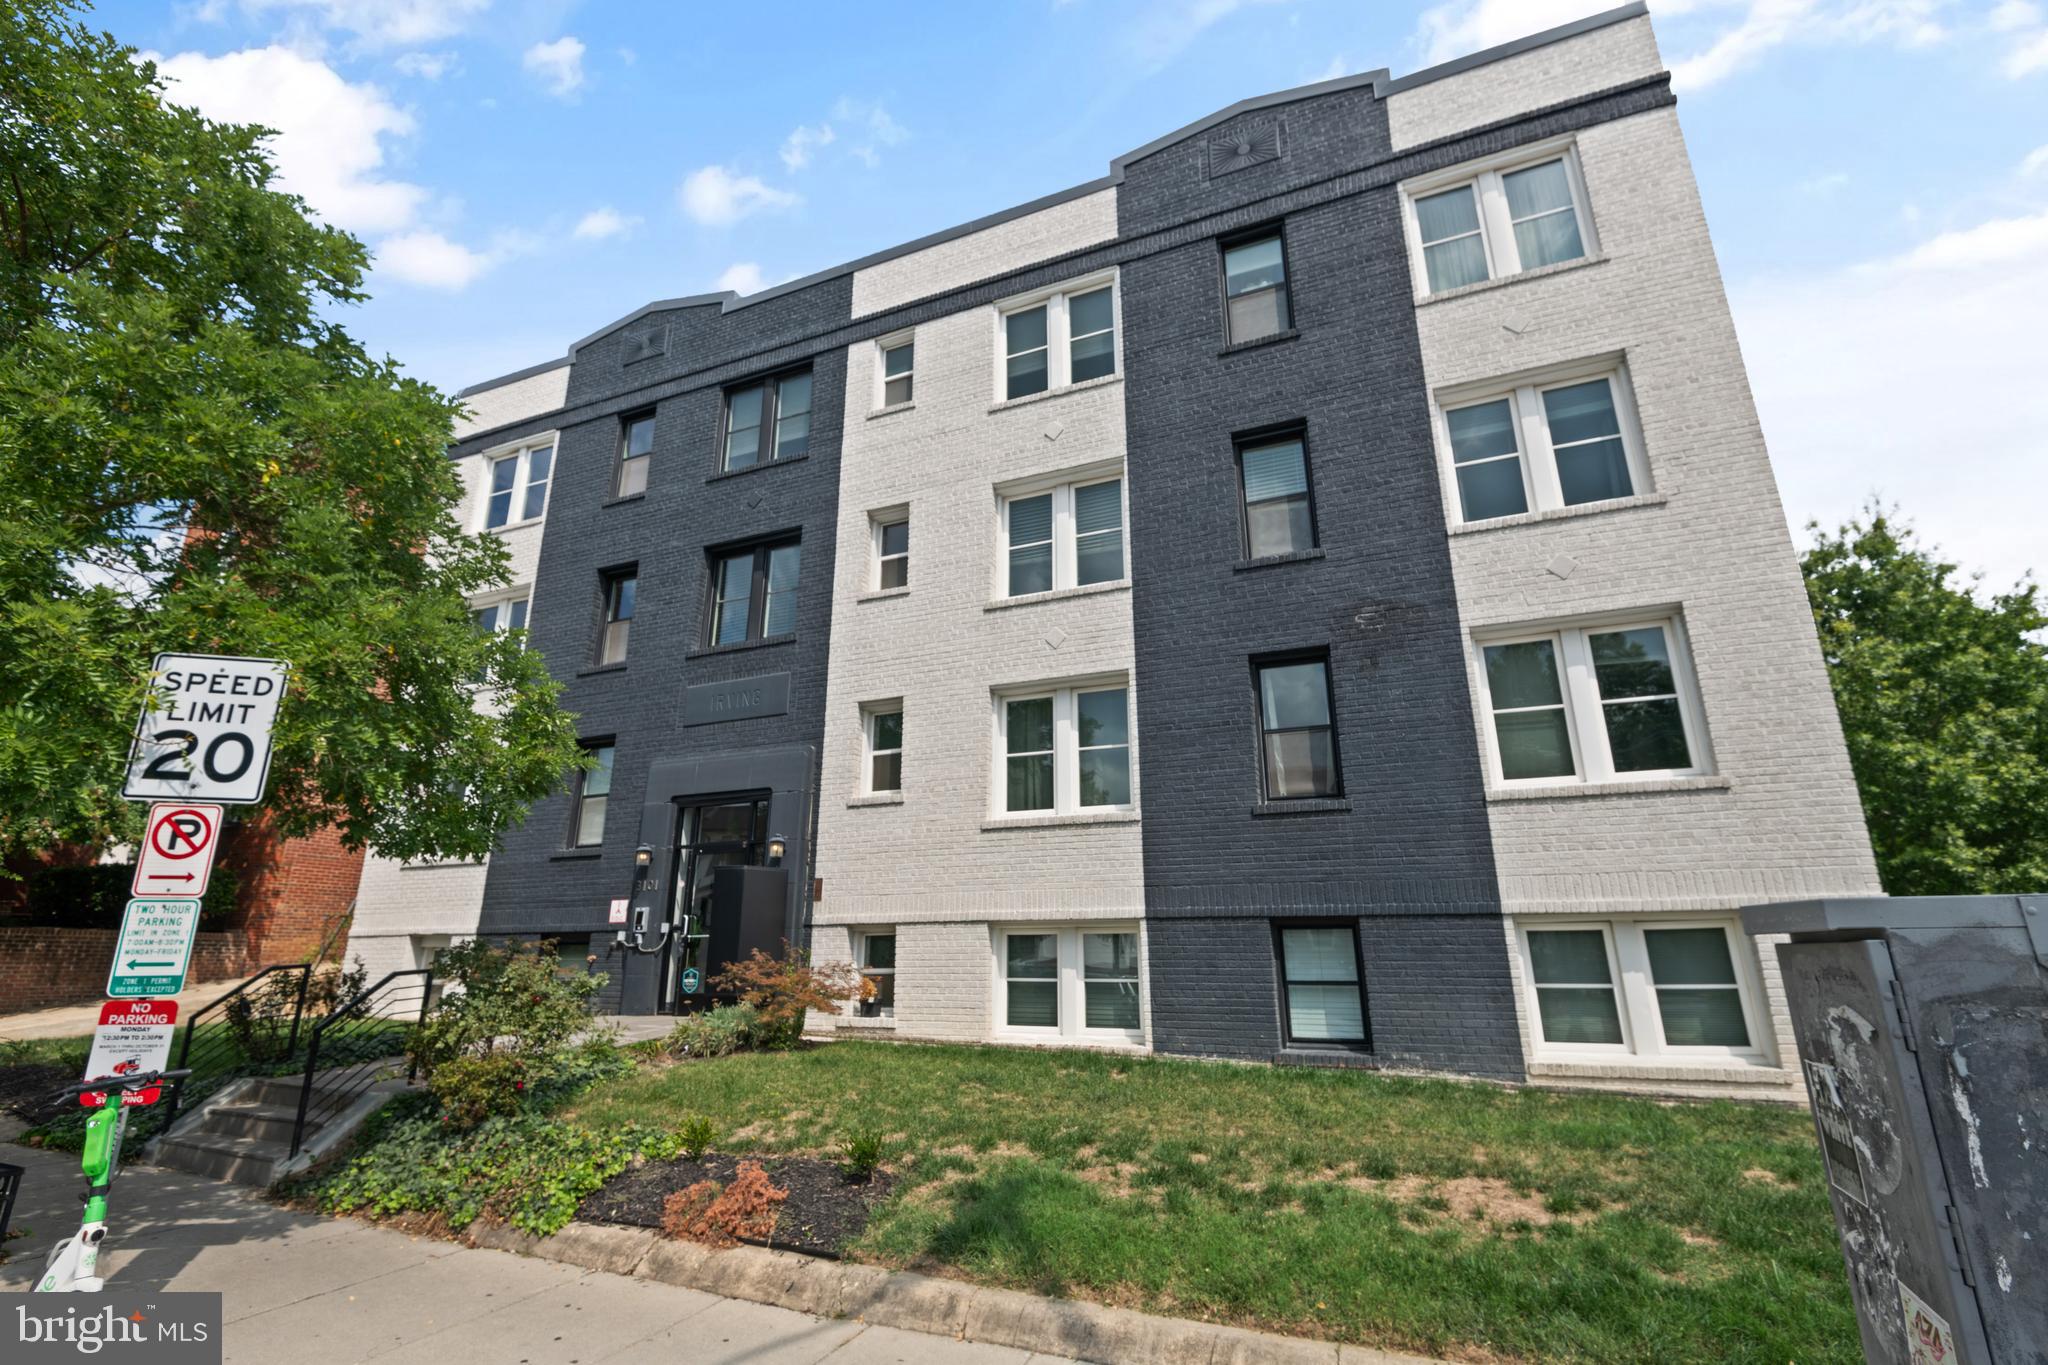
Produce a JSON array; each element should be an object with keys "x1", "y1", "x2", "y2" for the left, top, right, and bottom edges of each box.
[
  {"x1": 1392, "y1": 20, "x2": 1880, "y2": 1098},
  {"x1": 814, "y1": 251, "x2": 1145, "y2": 1045},
  {"x1": 850, "y1": 189, "x2": 1119, "y2": 318},
  {"x1": 343, "y1": 368, "x2": 567, "y2": 979}
]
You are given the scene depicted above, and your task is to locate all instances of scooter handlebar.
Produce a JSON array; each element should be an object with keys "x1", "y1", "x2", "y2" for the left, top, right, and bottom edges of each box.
[{"x1": 47, "y1": 1068, "x2": 193, "y2": 1103}]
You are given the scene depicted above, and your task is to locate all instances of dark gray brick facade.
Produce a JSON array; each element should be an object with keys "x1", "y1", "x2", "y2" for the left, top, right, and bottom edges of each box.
[
  {"x1": 476, "y1": 285, "x2": 852, "y2": 1014},
  {"x1": 1117, "y1": 85, "x2": 1524, "y2": 1080}
]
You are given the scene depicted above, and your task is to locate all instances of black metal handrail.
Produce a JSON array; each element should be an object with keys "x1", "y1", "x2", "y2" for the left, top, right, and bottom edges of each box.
[
  {"x1": 162, "y1": 963, "x2": 314, "y2": 1126},
  {"x1": 288, "y1": 968, "x2": 434, "y2": 1159}
]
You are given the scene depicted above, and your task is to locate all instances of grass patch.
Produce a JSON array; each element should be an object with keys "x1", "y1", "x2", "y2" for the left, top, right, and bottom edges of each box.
[{"x1": 570, "y1": 1041, "x2": 1853, "y2": 1363}]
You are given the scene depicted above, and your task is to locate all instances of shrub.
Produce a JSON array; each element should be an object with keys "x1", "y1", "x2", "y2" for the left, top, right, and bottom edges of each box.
[
  {"x1": 677, "y1": 1116, "x2": 717, "y2": 1160},
  {"x1": 664, "y1": 1003, "x2": 758, "y2": 1059},
  {"x1": 427, "y1": 1054, "x2": 529, "y2": 1127},
  {"x1": 223, "y1": 957, "x2": 369, "y2": 1063},
  {"x1": 20, "y1": 862, "x2": 237, "y2": 929},
  {"x1": 409, "y1": 939, "x2": 605, "y2": 1121},
  {"x1": 838, "y1": 1126, "x2": 885, "y2": 1182},
  {"x1": 709, "y1": 944, "x2": 857, "y2": 1050},
  {"x1": 291, "y1": 1095, "x2": 682, "y2": 1237},
  {"x1": 659, "y1": 1162, "x2": 786, "y2": 1248}
]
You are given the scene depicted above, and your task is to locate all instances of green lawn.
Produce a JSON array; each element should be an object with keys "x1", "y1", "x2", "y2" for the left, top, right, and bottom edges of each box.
[{"x1": 571, "y1": 1041, "x2": 1855, "y2": 1364}]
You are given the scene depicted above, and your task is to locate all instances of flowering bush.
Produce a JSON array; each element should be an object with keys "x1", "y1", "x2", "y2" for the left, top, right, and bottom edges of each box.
[{"x1": 709, "y1": 944, "x2": 857, "y2": 1050}]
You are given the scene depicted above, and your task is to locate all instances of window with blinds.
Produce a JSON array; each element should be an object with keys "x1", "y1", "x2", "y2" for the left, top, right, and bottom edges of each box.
[
  {"x1": 1277, "y1": 925, "x2": 1366, "y2": 1045},
  {"x1": 1000, "y1": 475, "x2": 1126, "y2": 598},
  {"x1": 1238, "y1": 434, "x2": 1315, "y2": 559}
]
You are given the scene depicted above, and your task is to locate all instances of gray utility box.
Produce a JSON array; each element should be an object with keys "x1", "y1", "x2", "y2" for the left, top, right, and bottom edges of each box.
[{"x1": 1740, "y1": 896, "x2": 2045, "y2": 1364}]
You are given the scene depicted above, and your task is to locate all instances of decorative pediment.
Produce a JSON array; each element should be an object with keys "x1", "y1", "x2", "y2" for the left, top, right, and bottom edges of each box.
[
  {"x1": 1208, "y1": 121, "x2": 1284, "y2": 178},
  {"x1": 621, "y1": 324, "x2": 668, "y2": 367}
]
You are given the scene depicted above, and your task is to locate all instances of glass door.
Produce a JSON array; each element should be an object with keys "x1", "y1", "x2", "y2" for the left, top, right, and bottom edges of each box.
[{"x1": 662, "y1": 798, "x2": 767, "y2": 1011}]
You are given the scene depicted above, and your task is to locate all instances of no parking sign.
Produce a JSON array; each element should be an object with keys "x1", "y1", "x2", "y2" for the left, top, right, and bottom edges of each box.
[{"x1": 132, "y1": 802, "x2": 225, "y2": 897}]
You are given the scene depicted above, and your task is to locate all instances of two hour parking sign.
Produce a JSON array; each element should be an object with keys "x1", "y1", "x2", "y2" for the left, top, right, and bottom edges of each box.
[{"x1": 123, "y1": 653, "x2": 288, "y2": 805}]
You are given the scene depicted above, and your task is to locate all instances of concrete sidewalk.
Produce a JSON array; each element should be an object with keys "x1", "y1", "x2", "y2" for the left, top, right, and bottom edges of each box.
[
  {"x1": 0, "y1": 979, "x2": 246, "y2": 1042},
  {"x1": 0, "y1": 1134, "x2": 1076, "y2": 1365}
]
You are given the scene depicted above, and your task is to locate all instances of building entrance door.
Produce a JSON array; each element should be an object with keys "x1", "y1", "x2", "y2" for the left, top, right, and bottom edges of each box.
[{"x1": 661, "y1": 797, "x2": 768, "y2": 1012}]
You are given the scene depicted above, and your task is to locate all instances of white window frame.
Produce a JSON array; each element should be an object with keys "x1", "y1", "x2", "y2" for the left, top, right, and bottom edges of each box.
[
  {"x1": 862, "y1": 700, "x2": 903, "y2": 796},
  {"x1": 1473, "y1": 615, "x2": 1711, "y2": 789},
  {"x1": 477, "y1": 435, "x2": 557, "y2": 532},
  {"x1": 876, "y1": 329, "x2": 915, "y2": 410},
  {"x1": 869, "y1": 507, "x2": 909, "y2": 592},
  {"x1": 857, "y1": 929, "x2": 896, "y2": 1017},
  {"x1": 994, "y1": 463, "x2": 1128, "y2": 599},
  {"x1": 1516, "y1": 918, "x2": 1769, "y2": 1063},
  {"x1": 993, "y1": 924, "x2": 1144, "y2": 1046},
  {"x1": 1400, "y1": 138, "x2": 1598, "y2": 297},
  {"x1": 991, "y1": 269, "x2": 1121, "y2": 403},
  {"x1": 469, "y1": 590, "x2": 531, "y2": 635},
  {"x1": 989, "y1": 674, "x2": 1136, "y2": 819},
  {"x1": 1434, "y1": 359, "x2": 1650, "y2": 525}
]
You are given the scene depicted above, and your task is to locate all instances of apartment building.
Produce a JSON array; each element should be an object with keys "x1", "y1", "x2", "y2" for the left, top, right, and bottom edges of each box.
[{"x1": 345, "y1": 3, "x2": 1880, "y2": 1096}]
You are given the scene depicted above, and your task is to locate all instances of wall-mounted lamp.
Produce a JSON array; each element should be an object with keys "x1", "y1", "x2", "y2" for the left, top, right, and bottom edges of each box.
[
  {"x1": 634, "y1": 844, "x2": 653, "y2": 869},
  {"x1": 766, "y1": 834, "x2": 787, "y2": 867}
]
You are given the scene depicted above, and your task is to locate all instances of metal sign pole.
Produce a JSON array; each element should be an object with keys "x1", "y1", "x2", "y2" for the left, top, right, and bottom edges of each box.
[{"x1": 37, "y1": 652, "x2": 287, "y2": 1294}]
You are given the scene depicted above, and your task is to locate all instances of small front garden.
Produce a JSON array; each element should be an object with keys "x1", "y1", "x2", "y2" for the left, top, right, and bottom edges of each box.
[{"x1": 272, "y1": 941, "x2": 1857, "y2": 1364}]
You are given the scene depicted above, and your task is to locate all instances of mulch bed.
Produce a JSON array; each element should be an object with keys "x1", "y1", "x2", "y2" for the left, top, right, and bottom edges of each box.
[{"x1": 578, "y1": 1153, "x2": 895, "y2": 1259}]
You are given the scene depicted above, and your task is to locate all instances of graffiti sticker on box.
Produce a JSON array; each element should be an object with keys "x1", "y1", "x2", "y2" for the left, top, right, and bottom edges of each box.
[
  {"x1": 1803, "y1": 1058, "x2": 1868, "y2": 1207},
  {"x1": 1899, "y1": 1281, "x2": 1959, "y2": 1364}
]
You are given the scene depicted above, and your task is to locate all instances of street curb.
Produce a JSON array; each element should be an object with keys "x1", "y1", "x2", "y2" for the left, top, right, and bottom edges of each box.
[{"x1": 466, "y1": 1218, "x2": 1441, "y2": 1365}]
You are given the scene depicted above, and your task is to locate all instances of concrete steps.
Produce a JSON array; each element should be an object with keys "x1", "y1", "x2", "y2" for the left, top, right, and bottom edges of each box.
[{"x1": 149, "y1": 1069, "x2": 408, "y2": 1189}]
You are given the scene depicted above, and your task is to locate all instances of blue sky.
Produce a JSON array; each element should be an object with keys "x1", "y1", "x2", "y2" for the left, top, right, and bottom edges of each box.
[{"x1": 96, "y1": 0, "x2": 2048, "y2": 588}]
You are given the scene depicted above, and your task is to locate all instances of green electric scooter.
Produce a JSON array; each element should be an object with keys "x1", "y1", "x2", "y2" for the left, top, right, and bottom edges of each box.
[{"x1": 32, "y1": 1068, "x2": 190, "y2": 1293}]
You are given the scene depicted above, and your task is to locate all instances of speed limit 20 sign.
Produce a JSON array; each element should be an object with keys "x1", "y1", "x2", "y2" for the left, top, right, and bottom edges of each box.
[{"x1": 123, "y1": 653, "x2": 288, "y2": 805}]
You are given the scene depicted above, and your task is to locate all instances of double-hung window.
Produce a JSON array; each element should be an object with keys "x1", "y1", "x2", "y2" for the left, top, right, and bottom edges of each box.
[
  {"x1": 708, "y1": 540, "x2": 801, "y2": 646},
  {"x1": 858, "y1": 931, "x2": 896, "y2": 1012},
  {"x1": 1478, "y1": 618, "x2": 1708, "y2": 787},
  {"x1": 998, "y1": 926, "x2": 1142, "y2": 1040},
  {"x1": 996, "y1": 681, "x2": 1133, "y2": 816},
  {"x1": 873, "y1": 515, "x2": 908, "y2": 591},
  {"x1": 1237, "y1": 433, "x2": 1317, "y2": 558},
  {"x1": 1001, "y1": 475, "x2": 1124, "y2": 597},
  {"x1": 1222, "y1": 232, "x2": 1291, "y2": 343},
  {"x1": 471, "y1": 595, "x2": 529, "y2": 636},
  {"x1": 998, "y1": 276, "x2": 1118, "y2": 401},
  {"x1": 617, "y1": 412, "x2": 654, "y2": 498},
  {"x1": 1521, "y1": 920, "x2": 1762, "y2": 1059},
  {"x1": 723, "y1": 369, "x2": 812, "y2": 472},
  {"x1": 1276, "y1": 924, "x2": 1367, "y2": 1046},
  {"x1": 1441, "y1": 366, "x2": 1645, "y2": 523},
  {"x1": 879, "y1": 335, "x2": 914, "y2": 407},
  {"x1": 483, "y1": 439, "x2": 554, "y2": 530},
  {"x1": 1407, "y1": 144, "x2": 1594, "y2": 295},
  {"x1": 865, "y1": 705, "x2": 902, "y2": 794},
  {"x1": 1256, "y1": 656, "x2": 1340, "y2": 800},
  {"x1": 596, "y1": 571, "x2": 635, "y2": 666},
  {"x1": 572, "y1": 742, "x2": 614, "y2": 848}
]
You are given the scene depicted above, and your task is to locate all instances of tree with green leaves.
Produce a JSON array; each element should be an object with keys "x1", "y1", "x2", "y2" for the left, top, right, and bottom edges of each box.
[
  {"x1": 1803, "y1": 508, "x2": 2048, "y2": 895},
  {"x1": 0, "y1": 0, "x2": 582, "y2": 864}
]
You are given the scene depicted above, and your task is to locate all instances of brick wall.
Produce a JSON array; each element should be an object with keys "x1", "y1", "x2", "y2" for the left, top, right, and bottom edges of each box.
[
  {"x1": 0, "y1": 927, "x2": 249, "y2": 1012},
  {"x1": 219, "y1": 816, "x2": 363, "y2": 966}
]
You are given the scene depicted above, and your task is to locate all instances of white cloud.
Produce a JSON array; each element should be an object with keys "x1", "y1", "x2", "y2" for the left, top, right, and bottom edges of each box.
[
  {"x1": 780, "y1": 122, "x2": 836, "y2": 172},
  {"x1": 393, "y1": 50, "x2": 456, "y2": 79},
  {"x1": 1732, "y1": 205, "x2": 2048, "y2": 590},
  {"x1": 522, "y1": 36, "x2": 585, "y2": 99},
  {"x1": 234, "y1": 0, "x2": 492, "y2": 47},
  {"x1": 1310, "y1": 54, "x2": 1351, "y2": 82},
  {"x1": 375, "y1": 229, "x2": 494, "y2": 288},
  {"x1": 831, "y1": 98, "x2": 910, "y2": 168},
  {"x1": 2022, "y1": 144, "x2": 2048, "y2": 177},
  {"x1": 1125, "y1": 0, "x2": 1290, "y2": 69},
  {"x1": 677, "y1": 165, "x2": 799, "y2": 226},
  {"x1": 1412, "y1": 1, "x2": 1947, "y2": 90},
  {"x1": 1416, "y1": 0, "x2": 1610, "y2": 65},
  {"x1": 572, "y1": 206, "x2": 639, "y2": 240},
  {"x1": 150, "y1": 45, "x2": 426, "y2": 234},
  {"x1": 2003, "y1": 27, "x2": 2048, "y2": 74},
  {"x1": 715, "y1": 262, "x2": 766, "y2": 295},
  {"x1": 1990, "y1": 0, "x2": 2042, "y2": 30}
]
